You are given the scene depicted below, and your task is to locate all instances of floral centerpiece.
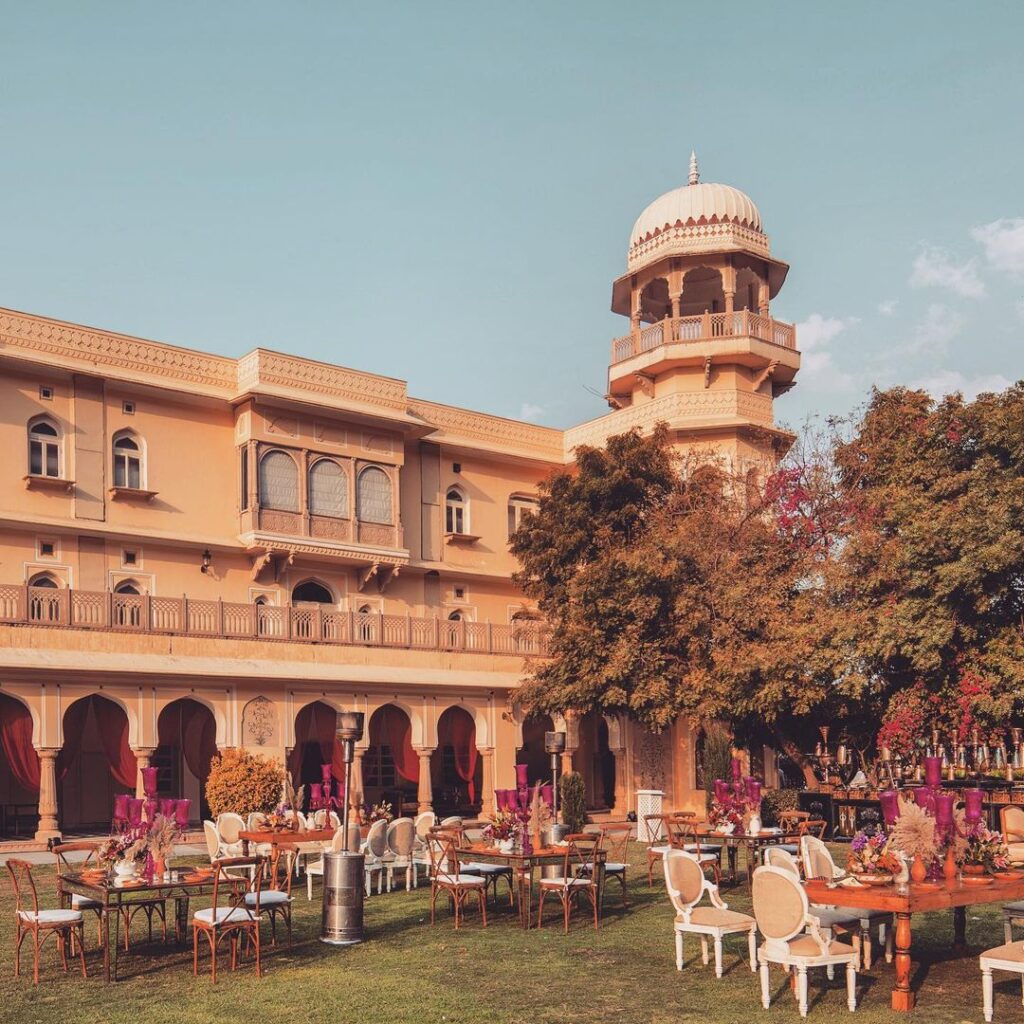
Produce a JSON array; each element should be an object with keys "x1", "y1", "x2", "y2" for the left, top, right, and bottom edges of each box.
[
  {"x1": 708, "y1": 802, "x2": 744, "y2": 833},
  {"x1": 962, "y1": 825, "x2": 1009, "y2": 874},
  {"x1": 848, "y1": 829, "x2": 902, "y2": 878},
  {"x1": 483, "y1": 810, "x2": 521, "y2": 852},
  {"x1": 364, "y1": 800, "x2": 394, "y2": 824},
  {"x1": 264, "y1": 804, "x2": 293, "y2": 831},
  {"x1": 99, "y1": 814, "x2": 181, "y2": 879}
]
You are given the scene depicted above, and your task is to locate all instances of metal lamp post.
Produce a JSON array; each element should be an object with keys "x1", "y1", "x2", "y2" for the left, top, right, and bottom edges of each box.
[
  {"x1": 543, "y1": 731, "x2": 567, "y2": 849},
  {"x1": 321, "y1": 710, "x2": 365, "y2": 946}
]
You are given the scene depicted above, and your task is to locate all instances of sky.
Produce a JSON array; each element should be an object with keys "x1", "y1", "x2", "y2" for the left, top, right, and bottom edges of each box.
[{"x1": 1, "y1": 2, "x2": 1022, "y2": 434}]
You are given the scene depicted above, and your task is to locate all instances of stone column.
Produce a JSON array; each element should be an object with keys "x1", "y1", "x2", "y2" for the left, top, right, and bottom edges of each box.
[
  {"x1": 416, "y1": 748, "x2": 435, "y2": 813},
  {"x1": 479, "y1": 748, "x2": 495, "y2": 818},
  {"x1": 560, "y1": 749, "x2": 575, "y2": 777},
  {"x1": 351, "y1": 747, "x2": 367, "y2": 818},
  {"x1": 611, "y1": 747, "x2": 628, "y2": 814},
  {"x1": 133, "y1": 747, "x2": 156, "y2": 798},
  {"x1": 35, "y1": 747, "x2": 61, "y2": 842},
  {"x1": 724, "y1": 290, "x2": 735, "y2": 316}
]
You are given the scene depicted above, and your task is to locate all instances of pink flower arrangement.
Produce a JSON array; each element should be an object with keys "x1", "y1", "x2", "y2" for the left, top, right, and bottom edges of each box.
[
  {"x1": 483, "y1": 810, "x2": 522, "y2": 843},
  {"x1": 848, "y1": 829, "x2": 902, "y2": 876},
  {"x1": 963, "y1": 825, "x2": 1009, "y2": 873}
]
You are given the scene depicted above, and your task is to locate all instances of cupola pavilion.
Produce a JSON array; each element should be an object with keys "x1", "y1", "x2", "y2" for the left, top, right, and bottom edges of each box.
[{"x1": 0, "y1": 154, "x2": 799, "y2": 843}]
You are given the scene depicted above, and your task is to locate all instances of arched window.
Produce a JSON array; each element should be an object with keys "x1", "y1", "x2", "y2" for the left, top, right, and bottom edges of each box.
[
  {"x1": 356, "y1": 466, "x2": 392, "y2": 524},
  {"x1": 112, "y1": 431, "x2": 145, "y2": 489},
  {"x1": 114, "y1": 581, "x2": 140, "y2": 595},
  {"x1": 259, "y1": 450, "x2": 299, "y2": 512},
  {"x1": 28, "y1": 572, "x2": 59, "y2": 589},
  {"x1": 28, "y1": 417, "x2": 62, "y2": 479},
  {"x1": 445, "y1": 488, "x2": 467, "y2": 534},
  {"x1": 507, "y1": 495, "x2": 538, "y2": 539},
  {"x1": 113, "y1": 580, "x2": 142, "y2": 627},
  {"x1": 357, "y1": 603, "x2": 375, "y2": 643},
  {"x1": 291, "y1": 580, "x2": 334, "y2": 605},
  {"x1": 27, "y1": 572, "x2": 61, "y2": 623},
  {"x1": 309, "y1": 459, "x2": 348, "y2": 519}
]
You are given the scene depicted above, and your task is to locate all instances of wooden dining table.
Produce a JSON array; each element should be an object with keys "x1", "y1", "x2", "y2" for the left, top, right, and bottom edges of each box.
[
  {"x1": 686, "y1": 827, "x2": 803, "y2": 885},
  {"x1": 454, "y1": 843, "x2": 607, "y2": 929},
  {"x1": 805, "y1": 874, "x2": 1024, "y2": 1012}
]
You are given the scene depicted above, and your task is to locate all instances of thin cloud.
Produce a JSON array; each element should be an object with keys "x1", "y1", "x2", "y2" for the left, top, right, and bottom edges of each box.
[
  {"x1": 910, "y1": 303, "x2": 965, "y2": 354},
  {"x1": 972, "y1": 218, "x2": 1024, "y2": 277},
  {"x1": 909, "y1": 245, "x2": 985, "y2": 298},
  {"x1": 909, "y1": 368, "x2": 1012, "y2": 402},
  {"x1": 878, "y1": 299, "x2": 898, "y2": 316},
  {"x1": 518, "y1": 402, "x2": 545, "y2": 422},
  {"x1": 794, "y1": 313, "x2": 859, "y2": 390}
]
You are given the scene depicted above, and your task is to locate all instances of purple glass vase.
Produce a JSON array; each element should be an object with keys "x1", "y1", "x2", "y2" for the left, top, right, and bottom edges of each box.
[{"x1": 174, "y1": 799, "x2": 191, "y2": 829}]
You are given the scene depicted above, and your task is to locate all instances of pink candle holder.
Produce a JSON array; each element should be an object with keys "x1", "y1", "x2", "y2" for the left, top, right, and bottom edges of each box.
[
  {"x1": 924, "y1": 756, "x2": 942, "y2": 789},
  {"x1": 159, "y1": 798, "x2": 176, "y2": 818},
  {"x1": 540, "y1": 784, "x2": 554, "y2": 808},
  {"x1": 113, "y1": 793, "x2": 130, "y2": 823},
  {"x1": 174, "y1": 799, "x2": 191, "y2": 829},
  {"x1": 141, "y1": 766, "x2": 159, "y2": 797},
  {"x1": 935, "y1": 793, "x2": 954, "y2": 826},
  {"x1": 713, "y1": 779, "x2": 729, "y2": 804},
  {"x1": 879, "y1": 789, "x2": 900, "y2": 826},
  {"x1": 730, "y1": 757, "x2": 742, "y2": 781},
  {"x1": 128, "y1": 798, "x2": 144, "y2": 827},
  {"x1": 964, "y1": 788, "x2": 984, "y2": 824},
  {"x1": 515, "y1": 763, "x2": 529, "y2": 788},
  {"x1": 321, "y1": 763, "x2": 333, "y2": 785},
  {"x1": 310, "y1": 782, "x2": 323, "y2": 805}
]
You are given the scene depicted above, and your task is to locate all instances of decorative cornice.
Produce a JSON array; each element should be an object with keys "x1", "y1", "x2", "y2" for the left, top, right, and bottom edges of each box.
[
  {"x1": 628, "y1": 221, "x2": 771, "y2": 273},
  {"x1": 242, "y1": 532, "x2": 409, "y2": 567}
]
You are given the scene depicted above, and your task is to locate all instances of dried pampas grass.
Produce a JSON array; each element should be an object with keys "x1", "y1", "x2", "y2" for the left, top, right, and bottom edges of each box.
[{"x1": 891, "y1": 797, "x2": 939, "y2": 865}]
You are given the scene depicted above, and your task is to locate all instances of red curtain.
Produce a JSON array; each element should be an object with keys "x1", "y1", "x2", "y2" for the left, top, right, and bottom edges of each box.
[
  {"x1": 58, "y1": 696, "x2": 137, "y2": 790},
  {"x1": 373, "y1": 705, "x2": 418, "y2": 783},
  {"x1": 288, "y1": 702, "x2": 345, "y2": 784},
  {"x1": 0, "y1": 695, "x2": 40, "y2": 793},
  {"x1": 159, "y1": 701, "x2": 218, "y2": 785},
  {"x1": 442, "y1": 709, "x2": 478, "y2": 802}
]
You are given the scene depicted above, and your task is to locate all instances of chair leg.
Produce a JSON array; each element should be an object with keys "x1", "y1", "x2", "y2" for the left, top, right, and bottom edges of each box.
[
  {"x1": 77, "y1": 924, "x2": 87, "y2": 978},
  {"x1": 798, "y1": 965, "x2": 809, "y2": 1018},
  {"x1": 675, "y1": 930, "x2": 684, "y2": 970},
  {"x1": 563, "y1": 891, "x2": 570, "y2": 933},
  {"x1": 537, "y1": 889, "x2": 546, "y2": 929},
  {"x1": 58, "y1": 931, "x2": 69, "y2": 972},
  {"x1": 748, "y1": 928, "x2": 757, "y2": 971},
  {"x1": 846, "y1": 961, "x2": 857, "y2": 1012},
  {"x1": 982, "y1": 966, "x2": 994, "y2": 1023},
  {"x1": 713, "y1": 936, "x2": 723, "y2": 978},
  {"x1": 760, "y1": 959, "x2": 771, "y2": 1009},
  {"x1": 1006, "y1": 918, "x2": 1014, "y2": 944},
  {"x1": 861, "y1": 923, "x2": 872, "y2": 969},
  {"x1": 32, "y1": 930, "x2": 41, "y2": 986},
  {"x1": 700, "y1": 936, "x2": 709, "y2": 966}
]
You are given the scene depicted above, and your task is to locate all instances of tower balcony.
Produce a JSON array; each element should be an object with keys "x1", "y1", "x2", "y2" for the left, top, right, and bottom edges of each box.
[{"x1": 608, "y1": 309, "x2": 799, "y2": 395}]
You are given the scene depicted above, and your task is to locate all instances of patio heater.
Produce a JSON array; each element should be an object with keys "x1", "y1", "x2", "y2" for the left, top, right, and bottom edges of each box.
[
  {"x1": 543, "y1": 731, "x2": 567, "y2": 848},
  {"x1": 321, "y1": 710, "x2": 365, "y2": 946}
]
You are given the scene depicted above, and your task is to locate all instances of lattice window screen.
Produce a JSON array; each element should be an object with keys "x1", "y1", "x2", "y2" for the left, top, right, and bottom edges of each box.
[
  {"x1": 309, "y1": 459, "x2": 348, "y2": 518},
  {"x1": 259, "y1": 451, "x2": 299, "y2": 512},
  {"x1": 357, "y1": 466, "x2": 392, "y2": 524}
]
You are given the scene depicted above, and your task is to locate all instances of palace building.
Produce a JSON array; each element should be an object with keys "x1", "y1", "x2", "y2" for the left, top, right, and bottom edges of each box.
[{"x1": 0, "y1": 155, "x2": 799, "y2": 842}]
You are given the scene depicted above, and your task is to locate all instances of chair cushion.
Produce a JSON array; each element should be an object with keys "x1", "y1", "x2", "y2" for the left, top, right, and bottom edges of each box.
[
  {"x1": 777, "y1": 844, "x2": 800, "y2": 855},
  {"x1": 71, "y1": 893, "x2": 102, "y2": 909},
  {"x1": 18, "y1": 909, "x2": 82, "y2": 925},
  {"x1": 787, "y1": 934, "x2": 857, "y2": 957},
  {"x1": 1006, "y1": 842, "x2": 1024, "y2": 864},
  {"x1": 539, "y1": 876, "x2": 594, "y2": 888},
  {"x1": 678, "y1": 907, "x2": 754, "y2": 929},
  {"x1": 193, "y1": 906, "x2": 255, "y2": 926},
  {"x1": 981, "y1": 941, "x2": 1024, "y2": 963},
  {"x1": 434, "y1": 873, "x2": 487, "y2": 887},
  {"x1": 603, "y1": 862, "x2": 627, "y2": 873},
  {"x1": 245, "y1": 890, "x2": 290, "y2": 906},
  {"x1": 1003, "y1": 900, "x2": 1024, "y2": 915}
]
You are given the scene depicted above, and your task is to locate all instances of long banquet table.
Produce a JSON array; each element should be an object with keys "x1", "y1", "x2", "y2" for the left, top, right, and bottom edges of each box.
[{"x1": 805, "y1": 874, "x2": 1024, "y2": 1011}]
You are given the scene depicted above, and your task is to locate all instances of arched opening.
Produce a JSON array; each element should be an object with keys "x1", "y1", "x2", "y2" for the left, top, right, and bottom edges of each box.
[
  {"x1": 507, "y1": 495, "x2": 537, "y2": 540},
  {"x1": 112, "y1": 579, "x2": 143, "y2": 627},
  {"x1": 288, "y1": 701, "x2": 344, "y2": 810},
  {"x1": 356, "y1": 466, "x2": 392, "y2": 524},
  {"x1": 0, "y1": 694, "x2": 39, "y2": 838},
  {"x1": 430, "y1": 706, "x2": 482, "y2": 816},
  {"x1": 679, "y1": 266, "x2": 725, "y2": 318},
  {"x1": 309, "y1": 458, "x2": 348, "y2": 519},
  {"x1": 576, "y1": 710, "x2": 616, "y2": 811},
  {"x1": 154, "y1": 699, "x2": 217, "y2": 823},
  {"x1": 365, "y1": 704, "x2": 418, "y2": 815},
  {"x1": 445, "y1": 487, "x2": 467, "y2": 534},
  {"x1": 28, "y1": 416, "x2": 62, "y2": 478},
  {"x1": 516, "y1": 712, "x2": 554, "y2": 787},
  {"x1": 735, "y1": 267, "x2": 761, "y2": 314},
  {"x1": 27, "y1": 572, "x2": 61, "y2": 623},
  {"x1": 638, "y1": 277, "x2": 671, "y2": 322},
  {"x1": 259, "y1": 450, "x2": 299, "y2": 512},
  {"x1": 291, "y1": 580, "x2": 334, "y2": 605},
  {"x1": 356, "y1": 603, "x2": 376, "y2": 643},
  {"x1": 112, "y1": 431, "x2": 145, "y2": 489},
  {"x1": 58, "y1": 695, "x2": 136, "y2": 832}
]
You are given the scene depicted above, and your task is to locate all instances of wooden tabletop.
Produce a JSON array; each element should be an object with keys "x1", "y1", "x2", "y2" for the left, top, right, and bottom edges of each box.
[
  {"x1": 459, "y1": 843, "x2": 608, "y2": 864},
  {"x1": 805, "y1": 873, "x2": 1024, "y2": 912},
  {"x1": 240, "y1": 828, "x2": 336, "y2": 845}
]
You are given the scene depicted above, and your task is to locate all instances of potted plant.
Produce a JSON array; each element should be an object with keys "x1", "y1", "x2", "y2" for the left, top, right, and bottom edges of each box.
[
  {"x1": 962, "y1": 825, "x2": 1009, "y2": 875},
  {"x1": 483, "y1": 810, "x2": 521, "y2": 853},
  {"x1": 847, "y1": 828, "x2": 902, "y2": 883}
]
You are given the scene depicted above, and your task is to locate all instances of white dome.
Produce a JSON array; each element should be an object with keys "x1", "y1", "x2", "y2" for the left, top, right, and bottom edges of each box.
[{"x1": 631, "y1": 181, "x2": 762, "y2": 245}]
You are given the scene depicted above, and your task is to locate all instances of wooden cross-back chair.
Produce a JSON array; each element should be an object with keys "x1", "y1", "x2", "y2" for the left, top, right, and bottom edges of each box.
[
  {"x1": 52, "y1": 840, "x2": 105, "y2": 945},
  {"x1": 7, "y1": 858, "x2": 87, "y2": 985},
  {"x1": 594, "y1": 824, "x2": 631, "y2": 906},
  {"x1": 192, "y1": 856, "x2": 266, "y2": 983},
  {"x1": 426, "y1": 833, "x2": 487, "y2": 929},
  {"x1": 248, "y1": 847, "x2": 293, "y2": 947},
  {"x1": 537, "y1": 832, "x2": 602, "y2": 932},
  {"x1": 643, "y1": 813, "x2": 673, "y2": 886}
]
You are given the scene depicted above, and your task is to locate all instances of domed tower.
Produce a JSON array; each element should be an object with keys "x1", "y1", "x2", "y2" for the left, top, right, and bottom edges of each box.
[{"x1": 606, "y1": 153, "x2": 800, "y2": 468}]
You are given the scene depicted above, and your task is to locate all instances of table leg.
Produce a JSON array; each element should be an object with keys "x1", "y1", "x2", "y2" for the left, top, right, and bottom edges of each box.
[
  {"x1": 102, "y1": 906, "x2": 111, "y2": 983},
  {"x1": 174, "y1": 897, "x2": 190, "y2": 944},
  {"x1": 727, "y1": 844, "x2": 738, "y2": 884},
  {"x1": 892, "y1": 911, "x2": 914, "y2": 1012},
  {"x1": 953, "y1": 905, "x2": 967, "y2": 955},
  {"x1": 520, "y1": 867, "x2": 533, "y2": 930},
  {"x1": 112, "y1": 896, "x2": 121, "y2": 982}
]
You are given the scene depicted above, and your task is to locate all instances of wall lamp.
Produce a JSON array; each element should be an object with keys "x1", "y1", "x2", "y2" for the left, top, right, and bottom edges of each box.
[{"x1": 200, "y1": 549, "x2": 212, "y2": 574}]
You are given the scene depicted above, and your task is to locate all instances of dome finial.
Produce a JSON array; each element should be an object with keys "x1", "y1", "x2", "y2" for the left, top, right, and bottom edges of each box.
[{"x1": 688, "y1": 150, "x2": 700, "y2": 186}]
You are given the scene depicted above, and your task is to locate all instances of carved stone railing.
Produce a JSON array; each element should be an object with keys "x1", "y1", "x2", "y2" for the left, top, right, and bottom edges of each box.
[
  {"x1": 0, "y1": 585, "x2": 547, "y2": 657},
  {"x1": 610, "y1": 310, "x2": 797, "y2": 364}
]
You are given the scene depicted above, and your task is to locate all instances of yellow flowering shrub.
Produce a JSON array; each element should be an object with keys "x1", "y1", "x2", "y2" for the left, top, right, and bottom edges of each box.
[{"x1": 205, "y1": 748, "x2": 284, "y2": 817}]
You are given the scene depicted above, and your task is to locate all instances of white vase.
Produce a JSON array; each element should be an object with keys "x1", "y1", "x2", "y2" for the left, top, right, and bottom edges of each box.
[
  {"x1": 114, "y1": 859, "x2": 137, "y2": 880},
  {"x1": 498, "y1": 839, "x2": 515, "y2": 854},
  {"x1": 748, "y1": 814, "x2": 762, "y2": 834}
]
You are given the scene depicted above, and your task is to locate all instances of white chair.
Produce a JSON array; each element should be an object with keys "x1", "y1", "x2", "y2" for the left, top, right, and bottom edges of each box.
[
  {"x1": 244, "y1": 812, "x2": 274, "y2": 857},
  {"x1": 752, "y1": 865, "x2": 858, "y2": 1017},
  {"x1": 980, "y1": 940, "x2": 1024, "y2": 1022},
  {"x1": 385, "y1": 818, "x2": 416, "y2": 891},
  {"x1": 663, "y1": 849, "x2": 756, "y2": 978},
  {"x1": 203, "y1": 821, "x2": 221, "y2": 865},
  {"x1": 1001, "y1": 807, "x2": 1024, "y2": 866},
  {"x1": 363, "y1": 819, "x2": 392, "y2": 895},
  {"x1": 412, "y1": 811, "x2": 436, "y2": 885},
  {"x1": 306, "y1": 827, "x2": 346, "y2": 901},
  {"x1": 440, "y1": 816, "x2": 463, "y2": 829},
  {"x1": 214, "y1": 813, "x2": 246, "y2": 856},
  {"x1": 312, "y1": 810, "x2": 342, "y2": 830},
  {"x1": 800, "y1": 835, "x2": 893, "y2": 969}
]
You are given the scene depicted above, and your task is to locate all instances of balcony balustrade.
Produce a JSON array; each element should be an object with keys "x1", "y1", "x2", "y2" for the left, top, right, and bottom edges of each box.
[
  {"x1": 610, "y1": 309, "x2": 796, "y2": 364},
  {"x1": 0, "y1": 584, "x2": 547, "y2": 657}
]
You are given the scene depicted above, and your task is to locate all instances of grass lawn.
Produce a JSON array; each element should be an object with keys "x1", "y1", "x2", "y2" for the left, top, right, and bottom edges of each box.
[{"x1": 0, "y1": 843, "x2": 1010, "y2": 1023}]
